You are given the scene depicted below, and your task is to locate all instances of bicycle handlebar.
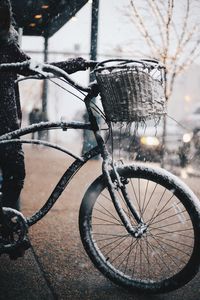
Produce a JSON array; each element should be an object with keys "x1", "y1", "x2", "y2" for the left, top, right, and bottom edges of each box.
[
  {"x1": 0, "y1": 60, "x2": 98, "y2": 93},
  {"x1": 0, "y1": 58, "x2": 165, "y2": 93},
  {"x1": 0, "y1": 60, "x2": 31, "y2": 73},
  {"x1": 40, "y1": 63, "x2": 92, "y2": 92},
  {"x1": 93, "y1": 58, "x2": 165, "y2": 71}
]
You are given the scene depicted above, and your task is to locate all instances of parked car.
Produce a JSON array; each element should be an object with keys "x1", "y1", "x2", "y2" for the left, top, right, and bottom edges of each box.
[
  {"x1": 106, "y1": 119, "x2": 184, "y2": 162},
  {"x1": 178, "y1": 127, "x2": 200, "y2": 168},
  {"x1": 130, "y1": 119, "x2": 184, "y2": 162},
  {"x1": 178, "y1": 107, "x2": 200, "y2": 168}
]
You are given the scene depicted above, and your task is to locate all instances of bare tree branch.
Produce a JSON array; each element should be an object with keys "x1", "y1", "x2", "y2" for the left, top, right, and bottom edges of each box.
[
  {"x1": 164, "y1": 0, "x2": 174, "y2": 63},
  {"x1": 178, "y1": 0, "x2": 190, "y2": 46},
  {"x1": 153, "y1": 0, "x2": 180, "y2": 45},
  {"x1": 130, "y1": 0, "x2": 163, "y2": 58},
  {"x1": 180, "y1": 24, "x2": 198, "y2": 50},
  {"x1": 126, "y1": 0, "x2": 200, "y2": 100},
  {"x1": 177, "y1": 39, "x2": 200, "y2": 73},
  {"x1": 147, "y1": 0, "x2": 166, "y2": 48}
]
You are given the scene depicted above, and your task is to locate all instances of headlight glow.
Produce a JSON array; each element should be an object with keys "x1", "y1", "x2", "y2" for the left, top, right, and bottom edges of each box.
[
  {"x1": 182, "y1": 133, "x2": 193, "y2": 143},
  {"x1": 140, "y1": 136, "x2": 160, "y2": 146}
]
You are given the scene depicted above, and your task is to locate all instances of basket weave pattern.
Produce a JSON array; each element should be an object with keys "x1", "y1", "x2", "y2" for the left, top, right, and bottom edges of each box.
[{"x1": 96, "y1": 67, "x2": 166, "y2": 122}]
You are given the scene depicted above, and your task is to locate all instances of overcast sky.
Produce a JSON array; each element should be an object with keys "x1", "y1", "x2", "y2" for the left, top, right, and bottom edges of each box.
[{"x1": 22, "y1": 0, "x2": 134, "y2": 57}]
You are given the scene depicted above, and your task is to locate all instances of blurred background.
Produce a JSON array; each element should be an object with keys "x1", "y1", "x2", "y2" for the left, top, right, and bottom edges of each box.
[{"x1": 11, "y1": 0, "x2": 200, "y2": 174}]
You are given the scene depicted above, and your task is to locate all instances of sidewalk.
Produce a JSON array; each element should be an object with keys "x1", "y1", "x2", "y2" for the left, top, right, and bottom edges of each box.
[
  {"x1": 0, "y1": 250, "x2": 54, "y2": 300},
  {"x1": 0, "y1": 148, "x2": 200, "y2": 300}
]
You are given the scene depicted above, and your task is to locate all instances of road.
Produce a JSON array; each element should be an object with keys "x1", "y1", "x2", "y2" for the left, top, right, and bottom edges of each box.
[{"x1": 0, "y1": 147, "x2": 200, "y2": 300}]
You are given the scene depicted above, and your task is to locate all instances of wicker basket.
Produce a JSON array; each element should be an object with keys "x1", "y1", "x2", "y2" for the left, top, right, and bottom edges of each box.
[{"x1": 94, "y1": 60, "x2": 166, "y2": 122}]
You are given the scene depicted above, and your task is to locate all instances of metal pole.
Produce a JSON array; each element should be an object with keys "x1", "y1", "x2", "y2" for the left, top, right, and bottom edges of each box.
[
  {"x1": 41, "y1": 36, "x2": 49, "y2": 140},
  {"x1": 82, "y1": 0, "x2": 100, "y2": 155},
  {"x1": 42, "y1": 36, "x2": 49, "y2": 117},
  {"x1": 90, "y1": 0, "x2": 99, "y2": 82}
]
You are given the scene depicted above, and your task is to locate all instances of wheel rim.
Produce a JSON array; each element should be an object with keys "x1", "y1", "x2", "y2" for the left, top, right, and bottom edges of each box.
[{"x1": 88, "y1": 175, "x2": 196, "y2": 286}]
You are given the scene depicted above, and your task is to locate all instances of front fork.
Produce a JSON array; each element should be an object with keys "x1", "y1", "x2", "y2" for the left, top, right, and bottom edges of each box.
[
  {"x1": 92, "y1": 122, "x2": 147, "y2": 238},
  {"x1": 85, "y1": 92, "x2": 147, "y2": 238},
  {"x1": 102, "y1": 157, "x2": 147, "y2": 238}
]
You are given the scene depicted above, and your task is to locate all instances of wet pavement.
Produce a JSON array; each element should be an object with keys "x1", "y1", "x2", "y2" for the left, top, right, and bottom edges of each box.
[{"x1": 0, "y1": 147, "x2": 200, "y2": 300}]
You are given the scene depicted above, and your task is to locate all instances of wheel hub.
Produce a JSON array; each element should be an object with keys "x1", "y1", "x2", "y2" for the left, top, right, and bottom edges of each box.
[{"x1": 134, "y1": 223, "x2": 148, "y2": 238}]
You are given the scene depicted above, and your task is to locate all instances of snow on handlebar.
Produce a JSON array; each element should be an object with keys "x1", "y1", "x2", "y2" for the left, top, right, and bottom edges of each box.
[{"x1": 0, "y1": 60, "x2": 96, "y2": 93}]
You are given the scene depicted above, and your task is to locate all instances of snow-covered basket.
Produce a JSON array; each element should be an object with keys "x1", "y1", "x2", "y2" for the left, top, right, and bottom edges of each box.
[{"x1": 94, "y1": 59, "x2": 166, "y2": 122}]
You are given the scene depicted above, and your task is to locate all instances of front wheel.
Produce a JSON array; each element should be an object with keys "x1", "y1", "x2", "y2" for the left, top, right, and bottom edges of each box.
[{"x1": 79, "y1": 164, "x2": 200, "y2": 293}]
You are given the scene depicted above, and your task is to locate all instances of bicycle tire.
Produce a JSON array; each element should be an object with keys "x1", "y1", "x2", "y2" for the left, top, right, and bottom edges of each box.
[{"x1": 79, "y1": 164, "x2": 200, "y2": 293}]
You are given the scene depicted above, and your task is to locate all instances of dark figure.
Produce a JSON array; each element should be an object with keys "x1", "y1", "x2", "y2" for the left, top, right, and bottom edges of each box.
[
  {"x1": 0, "y1": 0, "x2": 88, "y2": 210},
  {"x1": 178, "y1": 143, "x2": 190, "y2": 168},
  {"x1": 0, "y1": 0, "x2": 88, "y2": 259},
  {"x1": 29, "y1": 108, "x2": 43, "y2": 139}
]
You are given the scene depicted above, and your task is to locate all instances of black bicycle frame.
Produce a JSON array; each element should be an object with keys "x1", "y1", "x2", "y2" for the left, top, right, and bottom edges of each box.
[
  {"x1": 0, "y1": 121, "x2": 100, "y2": 225},
  {"x1": 0, "y1": 82, "x2": 143, "y2": 237},
  {"x1": 0, "y1": 117, "x2": 143, "y2": 237}
]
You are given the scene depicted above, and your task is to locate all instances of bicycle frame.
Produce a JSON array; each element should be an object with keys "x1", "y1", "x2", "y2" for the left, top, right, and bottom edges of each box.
[
  {"x1": 0, "y1": 121, "x2": 100, "y2": 225},
  {"x1": 1, "y1": 60, "x2": 199, "y2": 293},
  {"x1": 0, "y1": 122, "x2": 143, "y2": 237},
  {"x1": 0, "y1": 61, "x2": 144, "y2": 238}
]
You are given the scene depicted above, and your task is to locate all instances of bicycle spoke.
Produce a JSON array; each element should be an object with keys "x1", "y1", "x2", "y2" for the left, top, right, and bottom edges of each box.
[
  {"x1": 116, "y1": 238, "x2": 138, "y2": 271},
  {"x1": 152, "y1": 227, "x2": 194, "y2": 239},
  {"x1": 131, "y1": 241, "x2": 139, "y2": 278},
  {"x1": 146, "y1": 194, "x2": 175, "y2": 226},
  {"x1": 143, "y1": 235, "x2": 151, "y2": 280},
  {"x1": 92, "y1": 232, "x2": 128, "y2": 237},
  {"x1": 94, "y1": 234, "x2": 129, "y2": 243},
  {"x1": 117, "y1": 189, "x2": 133, "y2": 222},
  {"x1": 142, "y1": 183, "x2": 158, "y2": 216},
  {"x1": 149, "y1": 233, "x2": 179, "y2": 271},
  {"x1": 92, "y1": 222, "x2": 123, "y2": 226},
  {"x1": 149, "y1": 209, "x2": 187, "y2": 227},
  {"x1": 137, "y1": 238, "x2": 151, "y2": 279},
  {"x1": 150, "y1": 219, "x2": 191, "y2": 231},
  {"x1": 94, "y1": 202, "x2": 122, "y2": 224},
  {"x1": 109, "y1": 237, "x2": 138, "y2": 264},
  {"x1": 98, "y1": 235, "x2": 129, "y2": 251},
  {"x1": 150, "y1": 233, "x2": 191, "y2": 257},
  {"x1": 123, "y1": 237, "x2": 136, "y2": 274},
  {"x1": 101, "y1": 187, "x2": 136, "y2": 226},
  {"x1": 101, "y1": 191, "x2": 112, "y2": 202},
  {"x1": 141, "y1": 179, "x2": 149, "y2": 218},
  {"x1": 104, "y1": 236, "x2": 130, "y2": 259},
  {"x1": 129, "y1": 178, "x2": 140, "y2": 214},
  {"x1": 136, "y1": 178, "x2": 143, "y2": 217},
  {"x1": 144, "y1": 235, "x2": 169, "y2": 275},
  {"x1": 145, "y1": 188, "x2": 167, "y2": 224},
  {"x1": 154, "y1": 235, "x2": 193, "y2": 249},
  {"x1": 130, "y1": 178, "x2": 146, "y2": 219}
]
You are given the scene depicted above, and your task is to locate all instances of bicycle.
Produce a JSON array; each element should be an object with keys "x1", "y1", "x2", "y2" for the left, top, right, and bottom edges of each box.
[{"x1": 0, "y1": 59, "x2": 200, "y2": 294}]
